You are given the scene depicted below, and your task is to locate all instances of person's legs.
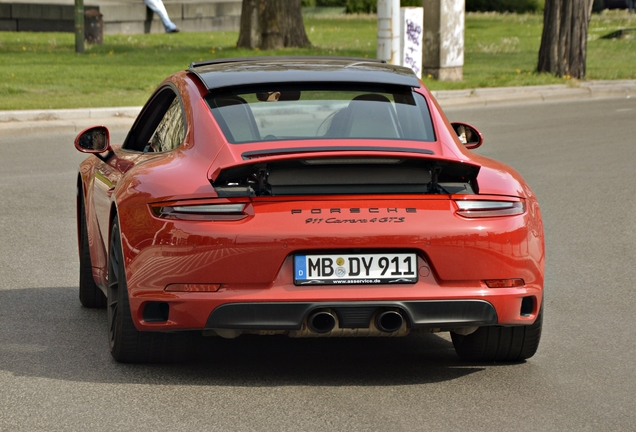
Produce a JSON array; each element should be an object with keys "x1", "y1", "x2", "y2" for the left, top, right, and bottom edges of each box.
[{"x1": 143, "y1": 0, "x2": 178, "y2": 32}]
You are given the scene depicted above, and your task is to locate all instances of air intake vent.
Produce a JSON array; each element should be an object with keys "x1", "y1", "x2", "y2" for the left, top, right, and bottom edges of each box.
[
  {"x1": 520, "y1": 296, "x2": 535, "y2": 317},
  {"x1": 143, "y1": 302, "x2": 169, "y2": 322}
]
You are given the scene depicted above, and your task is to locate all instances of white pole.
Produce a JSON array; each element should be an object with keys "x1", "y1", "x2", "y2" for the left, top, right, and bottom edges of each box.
[{"x1": 377, "y1": 0, "x2": 400, "y2": 64}]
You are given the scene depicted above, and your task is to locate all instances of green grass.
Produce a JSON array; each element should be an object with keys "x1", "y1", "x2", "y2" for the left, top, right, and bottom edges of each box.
[{"x1": 0, "y1": 10, "x2": 634, "y2": 110}]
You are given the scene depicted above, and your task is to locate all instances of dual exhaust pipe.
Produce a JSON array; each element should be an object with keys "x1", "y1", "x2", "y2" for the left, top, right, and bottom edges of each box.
[
  {"x1": 307, "y1": 309, "x2": 404, "y2": 334},
  {"x1": 307, "y1": 311, "x2": 337, "y2": 334}
]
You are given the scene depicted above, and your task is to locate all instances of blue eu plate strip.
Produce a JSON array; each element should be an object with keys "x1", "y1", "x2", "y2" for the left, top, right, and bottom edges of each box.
[{"x1": 295, "y1": 255, "x2": 307, "y2": 280}]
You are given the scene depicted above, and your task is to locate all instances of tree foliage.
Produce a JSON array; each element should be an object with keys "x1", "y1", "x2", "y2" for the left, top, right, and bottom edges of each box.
[{"x1": 466, "y1": 0, "x2": 542, "y2": 13}]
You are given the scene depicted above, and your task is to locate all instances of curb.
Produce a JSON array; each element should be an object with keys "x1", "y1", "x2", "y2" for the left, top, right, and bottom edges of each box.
[
  {"x1": 0, "y1": 107, "x2": 141, "y2": 136},
  {"x1": 0, "y1": 106, "x2": 142, "y2": 122},
  {"x1": 1, "y1": 80, "x2": 635, "y2": 136},
  {"x1": 431, "y1": 79, "x2": 636, "y2": 108}
]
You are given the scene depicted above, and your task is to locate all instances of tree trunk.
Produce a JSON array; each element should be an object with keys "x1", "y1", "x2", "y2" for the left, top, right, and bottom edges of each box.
[
  {"x1": 537, "y1": 0, "x2": 593, "y2": 79},
  {"x1": 237, "y1": 0, "x2": 311, "y2": 50}
]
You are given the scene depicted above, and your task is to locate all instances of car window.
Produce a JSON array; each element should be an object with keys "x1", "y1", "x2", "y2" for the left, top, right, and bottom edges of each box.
[
  {"x1": 206, "y1": 86, "x2": 435, "y2": 144},
  {"x1": 122, "y1": 87, "x2": 186, "y2": 152},
  {"x1": 150, "y1": 97, "x2": 186, "y2": 152}
]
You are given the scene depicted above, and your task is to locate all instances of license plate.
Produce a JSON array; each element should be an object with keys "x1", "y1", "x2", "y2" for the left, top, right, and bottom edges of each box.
[{"x1": 294, "y1": 253, "x2": 418, "y2": 285}]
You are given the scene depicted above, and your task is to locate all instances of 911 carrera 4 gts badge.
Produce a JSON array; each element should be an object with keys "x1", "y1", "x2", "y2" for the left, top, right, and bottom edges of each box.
[
  {"x1": 294, "y1": 253, "x2": 418, "y2": 285},
  {"x1": 293, "y1": 208, "x2": 415, "y2": 224}
]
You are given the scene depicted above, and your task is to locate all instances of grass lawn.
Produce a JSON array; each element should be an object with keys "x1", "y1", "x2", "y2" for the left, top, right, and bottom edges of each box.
[{"x1": 0, "y1": 10, "x2": 634, "y2": 110}]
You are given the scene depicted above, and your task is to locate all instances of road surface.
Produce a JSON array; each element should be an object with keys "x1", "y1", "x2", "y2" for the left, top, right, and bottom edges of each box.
[{"x1": 1, "y1": 98, "x2": 635, "y2": 431}]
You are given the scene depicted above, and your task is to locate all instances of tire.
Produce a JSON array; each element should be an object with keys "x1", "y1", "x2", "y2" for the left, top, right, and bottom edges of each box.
[
  {"x1": 78, "y1": 192, "x2": 107, "y2": 308},
  {"x1": 108, "y1": 218, "x2": 193, "y2": 363},
  {"x1": 451, "y1": 304, "x2": 543, "y2": 362}
]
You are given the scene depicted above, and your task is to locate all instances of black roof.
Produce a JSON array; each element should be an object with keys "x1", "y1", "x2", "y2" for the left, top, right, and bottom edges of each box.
[{"x1": 188, "y1": 57, "x2": 421, "y2": 91}]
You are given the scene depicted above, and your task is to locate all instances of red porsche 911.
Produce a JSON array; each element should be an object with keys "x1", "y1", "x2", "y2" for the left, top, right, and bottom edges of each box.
[{"x1": 75, "y1": 57, "x2": 544, "y2": 363}]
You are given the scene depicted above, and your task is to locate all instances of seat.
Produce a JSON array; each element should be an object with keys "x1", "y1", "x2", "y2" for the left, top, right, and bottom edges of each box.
[
  {"x1": 214, "y1": 96, "x2": 261, "y2": 143},
  {"x1": 323, "y1": 107, "x2": 351, "y2": 137},
  {"x1": 344, "y1": 94, "x2": 401, "y2": 139}
]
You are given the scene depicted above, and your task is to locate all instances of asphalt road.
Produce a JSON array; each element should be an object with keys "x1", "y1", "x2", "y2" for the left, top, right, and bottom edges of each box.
[{"x1": 1, "y1": 98, "x2": 635, "y2": 431}]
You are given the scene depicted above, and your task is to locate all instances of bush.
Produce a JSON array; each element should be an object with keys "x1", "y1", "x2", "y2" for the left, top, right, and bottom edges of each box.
[
  {"x1": 466, "y1": 0, "x2": 541, "y2": 13},
  {"x1": 346, "y1": 0, "x2": 376, "y2": 13},
  {"x1": 319, "y1": 0, "x2": 542, "y2": 14},
  {"x1": 400, "y1": 0, "x2": 422, "y2": 6},
  {"x1": 317, "y1": 0, "x2": 347, "y2": 6},
  {"x1": 345, "y1": 0, "x2": 421, "y2": 14},
  {"x1": 592, "y1": 0, "x2": 604, "y2": 12},
  {"x1": 302, "y1": 0, "x2": 345, "y2": 7}
]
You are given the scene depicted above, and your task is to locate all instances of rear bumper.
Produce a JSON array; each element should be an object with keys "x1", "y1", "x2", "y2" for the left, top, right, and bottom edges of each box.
[
  {"x1": 118, "y1": 197, "x2": 544, "y2": 333},
  {"x1": 205, "y1": 300, "x2": 498, "y2": 330},
  {"x1": 130, "y1": 281, "x2": 542, "y2": 332}
]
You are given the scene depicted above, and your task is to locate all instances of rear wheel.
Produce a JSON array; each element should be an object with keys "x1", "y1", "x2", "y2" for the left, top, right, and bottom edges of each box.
[
  {"x1": 78, "y1": 193, "x2": 106, "y2": 308},
  {"x1": 451, "y1": 305, "x2": 543, "y2": 362},
  {"x1": 108, "y1": 217, "x2": 193, "y2": 363}
]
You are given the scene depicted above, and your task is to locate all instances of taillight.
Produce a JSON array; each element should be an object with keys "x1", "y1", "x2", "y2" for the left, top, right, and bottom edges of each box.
[
  {"x1": 455, "y1": 200, "x2": 525, "y2": 218},
  {"x1": 152, "y1": 203, "x2": 249, "y2": 221}
]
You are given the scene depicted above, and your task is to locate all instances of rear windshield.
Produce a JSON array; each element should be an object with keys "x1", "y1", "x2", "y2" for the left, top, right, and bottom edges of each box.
[{"x1": 206, "y1": 85, "x2": 435, "y2": 144}]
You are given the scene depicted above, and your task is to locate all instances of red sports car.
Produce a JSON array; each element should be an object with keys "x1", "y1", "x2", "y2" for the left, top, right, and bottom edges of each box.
[{"x1": 75, "y1": 57, "x2": 544, "y2": 363}]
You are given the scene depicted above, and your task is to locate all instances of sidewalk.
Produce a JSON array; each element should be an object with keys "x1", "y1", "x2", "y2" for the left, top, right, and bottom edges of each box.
[{"x1": 1, "y1": 79, "x2": 635, "y2": 136}]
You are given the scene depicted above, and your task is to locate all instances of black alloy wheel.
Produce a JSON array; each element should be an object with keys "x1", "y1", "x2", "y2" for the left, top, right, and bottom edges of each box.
[
  {"x1": 107, "y1": 218, "x2": 131, "y2": 361},
  {"x1": 108, "y1": 217, "x2": 193, "y2": 363},
  {"x1": 451, "y1": 303, "x2": 543, "y2": 362}
]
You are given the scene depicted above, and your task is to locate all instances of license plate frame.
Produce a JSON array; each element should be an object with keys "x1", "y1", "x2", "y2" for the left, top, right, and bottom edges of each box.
[{"x1": 294, "y1": 253, "x2": 418, "y2": 285}]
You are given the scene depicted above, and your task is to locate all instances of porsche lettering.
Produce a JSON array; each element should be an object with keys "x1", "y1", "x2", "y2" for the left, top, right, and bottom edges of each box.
[{"x1": 292, "y1": 208, "x2": 416, "y2": 214}]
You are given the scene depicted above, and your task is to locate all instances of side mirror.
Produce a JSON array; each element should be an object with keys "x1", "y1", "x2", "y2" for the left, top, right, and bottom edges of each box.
[
  {"x1": 75, "y1": 126, "x2": 112, "y2": 154},
  {"x1": 451, "y1": 122, "x2": 483, "y2": 150}
]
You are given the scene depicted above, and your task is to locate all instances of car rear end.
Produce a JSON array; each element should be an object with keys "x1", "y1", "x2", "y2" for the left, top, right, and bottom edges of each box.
[{"x1": 120, "y1": 60, "x2": 544, "y2": 342}]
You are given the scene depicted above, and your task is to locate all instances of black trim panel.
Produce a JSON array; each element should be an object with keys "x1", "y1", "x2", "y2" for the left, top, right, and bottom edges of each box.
[
  {"x1": 189, "y1": 56, "x2": 386, "y2": 69},
  {"x1": 188, "y1": 58, "x2": 420, "y2": 91},
  {"x1": 241, "y1": 146, "x2": 435, "y2": 160},
  {"x1": 205, "y1": 300, "x2": 498, "y2": 330}
]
